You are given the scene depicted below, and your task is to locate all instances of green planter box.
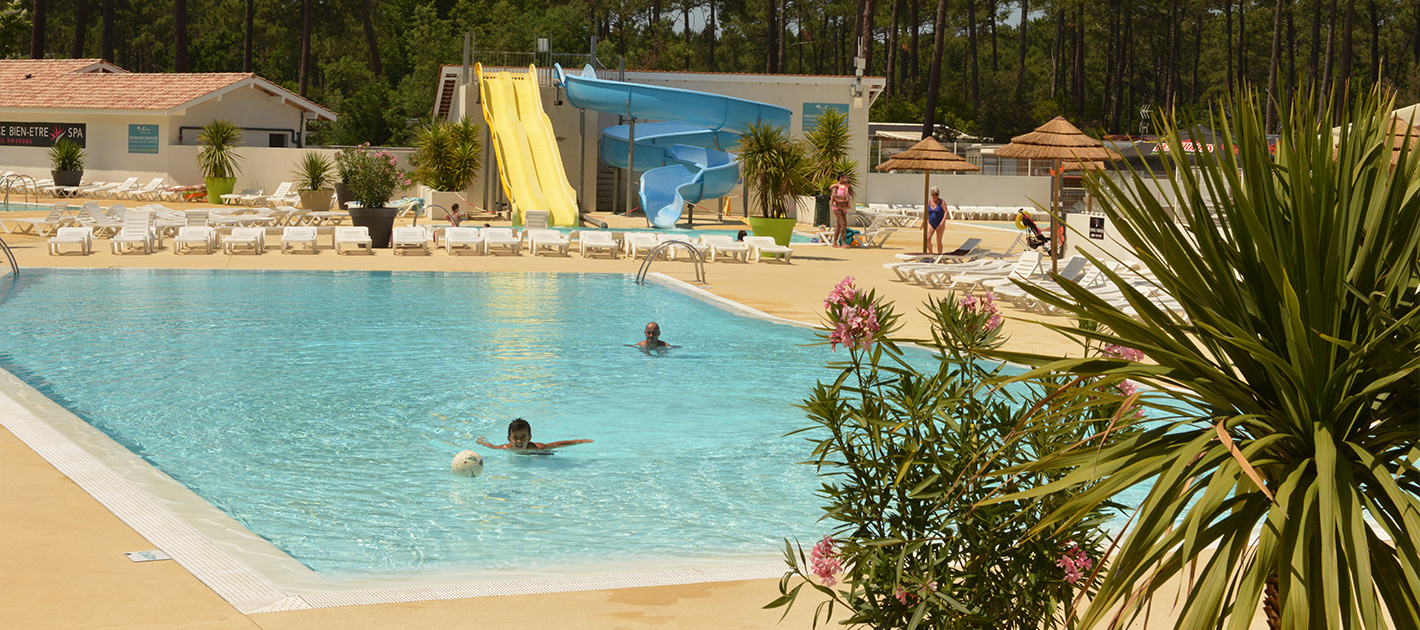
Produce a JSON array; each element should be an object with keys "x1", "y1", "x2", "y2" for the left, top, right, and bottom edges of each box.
[
  {"x1": 745, "y1": 216, "x2": 797, "y2": 246},
  {"x1": 204, "y1": 177, "x2": 237, "y2": 204}
]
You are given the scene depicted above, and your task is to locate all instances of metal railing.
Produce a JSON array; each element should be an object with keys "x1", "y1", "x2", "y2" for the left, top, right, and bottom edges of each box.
[
  {"x1": 0, "y1": 235, "x2": 18, "y2": 279},
  {"x1": 636, "y1": 241, "x2": 706, "y2": 285},
  {"x1": 2, "y1": 174, "x2": 39, "y2": 209}
]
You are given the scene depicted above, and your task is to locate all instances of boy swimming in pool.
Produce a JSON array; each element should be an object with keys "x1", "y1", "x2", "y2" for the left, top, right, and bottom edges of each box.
[{"x1": 476, "y1": 418, "x2": 592, "y2": 453}]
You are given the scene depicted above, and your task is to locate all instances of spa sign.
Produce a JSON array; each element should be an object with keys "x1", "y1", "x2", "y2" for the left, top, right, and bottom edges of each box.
[{"x1": 0, "y1": 122, "x2": 87, "y2": 147}]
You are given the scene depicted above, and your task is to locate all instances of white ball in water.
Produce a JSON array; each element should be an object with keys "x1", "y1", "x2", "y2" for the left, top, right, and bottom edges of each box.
[{"x1": 451, "y1": 450, "x2": 484, "y2": 478}]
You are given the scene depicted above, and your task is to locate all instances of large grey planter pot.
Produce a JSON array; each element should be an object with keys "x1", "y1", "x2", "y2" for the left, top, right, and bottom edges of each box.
[
  {"x1": 51, "y1": 170, "x2": 83, "y2": 188},
  {"x1": 333, "y1": 182, "x2": 352, "y2": 211},
  {"x1": 347, "y1": 206, "x2": 398, "y2": 248}
]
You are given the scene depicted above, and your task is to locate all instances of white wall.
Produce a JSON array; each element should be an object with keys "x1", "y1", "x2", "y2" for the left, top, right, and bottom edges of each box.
[
  {"x1": 863, "y1": 172, "x2": 1054, "y2": 209},
  {"x1": 172, "y1": 85, "x2": 312, "y2": 148},
  {"x1": 0, "y1": 111, "x2": 169, "y2": 181}
]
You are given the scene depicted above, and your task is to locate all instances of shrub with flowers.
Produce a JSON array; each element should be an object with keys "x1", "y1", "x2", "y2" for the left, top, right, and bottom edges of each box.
[
  {"x1": 337, "y1": 143, "x2": 412, "y2": 208},
  {"x1": 769, "y1": 280, "x2": 1128, "y2": 630}
]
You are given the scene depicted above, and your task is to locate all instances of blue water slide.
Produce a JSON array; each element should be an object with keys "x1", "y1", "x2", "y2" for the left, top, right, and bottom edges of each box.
[{"x1": 555, "y1": 64, "x2": 792, "y2": 228}]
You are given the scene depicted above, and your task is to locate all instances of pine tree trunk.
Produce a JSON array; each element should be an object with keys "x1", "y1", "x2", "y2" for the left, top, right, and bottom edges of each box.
[
  {"x1": 30, "y1": 0, "x2": 46, "y2": 58},
  {"x1": 1225, "y1": 0, "x2": 1234, "y2": 90},
  {"x1": 1309, "y1": 0, "x2": 1320, "y2": 91},
  {"x1": 1073, "y1": 3, "x2": 1084, "y2": 117},
  {"x1": 910, "y1": 0, "x2": 920, "y2": 86},
  {"x1": 243, "y1": 0, "x2": 253, "y2": 71},
  {"x1": 174, "y1": 0, "x2": 188, "y2": 71},
  {"x1": 922, "y1": 0, "x2": 951, "y2": 139},
  {"x1": 1238, "y1": 0, "x2": 1247, "y2": 83},
  {"x1": 1051, "y1": 8, "x2": 1062, "y2": 97},
  {"x1": 767, "y1": 0, "x2": 780, "y2": 73},
  {"x1": 101, "y1": 0, "x2": 113, "y2": 61},
  {"x1": 989, "y1": 0, "x2": 998, "y2": 72},
  {"x1": 710, "y1": 0, "x2": 717, "y2": 70},
  {"x1": 1367, "y1": 0, "x2": 1378, "y2": 81},
  {"x1": 299, "y1": 0, "x2": 313, "y2": 96},
  {"x1": 863, "y1": 0, "x2": 877, "y2": 77},
  {"x1": 1340, "y1": 0, "x2": 1354, "y2": 86},
  {"x1": 1266, "y1": 0, "x2": 1284, "y2": 131},
  {"x1": 1016, "y1": 0, "x2": 1027, "y2": 94},
  {"x1": 362, "y1": 0, "x2": 383, "y2": 77},
  {"x1": 966, "y1": 0, "x2": 980, "y2": 108},
  {"x1": 1321, "y1": 0, "x2": 1337, "y2": 108},
  {"x1": 887, "y1": 0, "x2": 901, "y2": 98},
  {"x1": 71, "y1": 0, "x2": 88, "y2": 58}
]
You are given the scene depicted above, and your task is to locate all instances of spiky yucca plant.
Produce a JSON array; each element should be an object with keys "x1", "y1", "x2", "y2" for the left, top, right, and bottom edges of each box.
[
  {"x1": 196, "y1": 118, "x2": 243, "y2": 179},
  {"x1": 805, "y1": 108, "x2": 856, "y2": 194},
  {"x1": 409, "y1": 117, "x2": 483, "y2": 192},
  {"x1": 986, "y1": 88, "x2": 1420, "y2": 629},
  {"x1": 736, "y1": 122, "x2": 814, "y2": 219}
]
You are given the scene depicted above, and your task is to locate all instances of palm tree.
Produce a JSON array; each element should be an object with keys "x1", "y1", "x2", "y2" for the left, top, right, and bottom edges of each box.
[
  {"x1": 990, "y1": 88, "x2": 1420, "y2": 629},
  {"x1": 409, "y1": 117, "x2": 483, "y2": 192}
]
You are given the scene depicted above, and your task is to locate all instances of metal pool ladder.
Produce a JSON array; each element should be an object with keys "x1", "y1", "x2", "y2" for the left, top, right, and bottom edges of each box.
[
  {"x1": 0, "y1": 235, "x2": 17, "y2": 278},
  {"x1": 2, "y1": 174, "x2": 38, "y2": 209},
  {"x1": 635, "y1": 241, "x2": 706, "y2": 285}
]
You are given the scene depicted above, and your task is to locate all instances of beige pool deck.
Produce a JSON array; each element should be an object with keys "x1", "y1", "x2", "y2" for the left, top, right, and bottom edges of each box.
[{"x1": 0, "y1": 200, "x2": 1258, "y2": 629}]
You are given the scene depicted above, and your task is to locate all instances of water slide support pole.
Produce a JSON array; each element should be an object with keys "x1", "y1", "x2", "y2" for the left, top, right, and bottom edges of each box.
[
  {"x1": 626, "y1": 95, "x2": 636, "y2": 219},
  {"x1": 579, "y1": 107, "x2": 586, "y2": 214}
]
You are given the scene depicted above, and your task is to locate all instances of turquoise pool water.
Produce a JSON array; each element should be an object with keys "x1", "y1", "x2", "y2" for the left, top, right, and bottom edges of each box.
[
  {"x1": 0, "y1": 201, "x2": 56, "y2": 213},
  {"x1": 0, "y1": 269, "x2": 839, "y2": 579},
  {"x1": 558, "y1": 225, "x2": 816, "y2": 243},
  {"x1": 0, "y1": 269, "x2": 1153, "y2": 582}
]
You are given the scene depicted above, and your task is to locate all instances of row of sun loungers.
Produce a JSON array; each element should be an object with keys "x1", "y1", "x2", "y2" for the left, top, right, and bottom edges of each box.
[
  {"x1": 44, "y1": 222, "x2": 796, "y2": 263},
  {"x1": 1, "y1": 201, "x2": 352, "y2": 237},
  {"x1": 882, "y1": 244, "x2": 1183, "y2": 319}
]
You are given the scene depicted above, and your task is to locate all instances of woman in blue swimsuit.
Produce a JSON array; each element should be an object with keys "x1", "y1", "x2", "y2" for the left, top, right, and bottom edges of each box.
[{"x1": 926, "y1": 187, "x2": 947, "y2": 254}]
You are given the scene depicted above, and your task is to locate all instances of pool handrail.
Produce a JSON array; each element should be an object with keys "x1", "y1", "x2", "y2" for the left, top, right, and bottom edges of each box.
[{"x1": 636, "y1": 240, "x2": 706, "y2": 285}]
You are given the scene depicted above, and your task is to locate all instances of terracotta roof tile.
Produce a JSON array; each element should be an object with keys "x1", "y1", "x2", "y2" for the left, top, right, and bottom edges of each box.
[{"x1": 0, "y1": 70, "x2": 255, "y2": 111}]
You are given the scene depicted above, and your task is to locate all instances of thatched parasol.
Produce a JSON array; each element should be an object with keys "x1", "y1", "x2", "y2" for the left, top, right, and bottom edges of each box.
[
  {"x1": 1385, "y1": 116, "x2": 1420, "y2": 166},
  {"x1": 875, "y1": 136, "x2": 981, "y2": 253},
  {"x1": 994, "y1": 116, "x2": 1121, "y2": 272}
]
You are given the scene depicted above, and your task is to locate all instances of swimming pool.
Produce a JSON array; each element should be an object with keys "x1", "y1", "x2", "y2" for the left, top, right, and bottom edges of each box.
[
  {"x1": 555, "y1": 225, "x2": 817, "y2": 243},
  {"x1": 0, "y1": 269, "x2": 838, "y2": 581},
  {"x1": 0, "y1": 200, "x2": 56, "y2": 213}
]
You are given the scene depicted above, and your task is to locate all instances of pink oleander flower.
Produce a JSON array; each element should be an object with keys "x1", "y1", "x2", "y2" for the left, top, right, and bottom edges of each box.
[
  {"x1": 809, "y1": 536, "x2": 843, "y2": 587},
  {"x1": 824, "y1": 276, "x2": 858, "y2": 308},
  {"x1": 959, "y1": 292, "x2": 1002, "y2": 333},
  {"x1": 824, "y1": 278, "x2": 879, "y2": 352},
  {"x1": 1057, "y1": 540, "x2": 1094, "y2": 585},
  {"x1": 389, "y1": 157, "x2": 398, "y2": 166},
  {"x1": 1101, "y1": 343, "x2": 1145, "y2": 362},
  {"x1": 1117, "y1": 379, "x2": 1137, "y2": 397},
  {"x1": 894, "y1": 588, "x2": 910, "y2": 604}
]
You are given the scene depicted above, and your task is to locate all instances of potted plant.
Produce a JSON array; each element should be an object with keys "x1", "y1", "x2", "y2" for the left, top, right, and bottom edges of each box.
[
  {"x1": 49, "y1": 139, "x2": 86, "y2": 188},
  {"x1": 736, "y1": 122, "x2": 814, "y2": 246},
  {"x1": 196, "y1": 118, "x2": 243, "y2": 203},
  {"x1": 344, "y1": 143, "x2": 412, "y2": 248},
  {"x1": 409, "y1": 117, "x2": 482, "y2": 220},
  {"x1": 804, "y1": 108, "x2": 858, "y2": 227},
  {"x1": 333, "y1": 147, "x2": 356, "y2": 210},
  {"x1": 290, "y1": 152, "x2": 335, "y2": 211}
]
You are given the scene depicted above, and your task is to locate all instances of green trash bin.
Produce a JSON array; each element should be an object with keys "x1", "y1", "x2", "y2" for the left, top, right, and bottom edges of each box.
[{"x1": 814, "y1": 195, "x2": 830, "y2": 227}]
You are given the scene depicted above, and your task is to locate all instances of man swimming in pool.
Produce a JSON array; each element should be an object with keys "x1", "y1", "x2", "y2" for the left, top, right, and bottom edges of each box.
[
  {"x1": 632, "y1": 321, "x2": 678, "y2": 350},
  {"x1": 477, "y1": 418, "x2": 592, "y2": 452}
]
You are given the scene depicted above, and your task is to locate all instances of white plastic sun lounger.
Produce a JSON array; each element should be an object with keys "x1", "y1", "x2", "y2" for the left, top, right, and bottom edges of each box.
[
  {"x1": 264, "y1": 182, "x2": 299, "y2": 206},
  {"x1": 281, "y1": 226, "x2": 319, "y2": 254},
  {"x1": 912, "y1": 257, "x2": 1022, "y2": 288},
  {"x1": 697, "y1": 234, "x2": 750, "y2": 262},
  {"x1": 482, "y1": 227, "x2": 522, "y2": 255},
  {"x1": 220, "y1": 188, "x2": 259, "y2": 205},
  {"x1": 623, "y1": 232, "x2": 662, "y2": 259},
  {"x1": 334, "y1": 226, "x2": 373, "y2": 254},
  {"x1": 92, "y1": 177, "x2": 139, "y2": 199},
  {"x1": 224, "y1": 227, "x2": 266, "y2": 254},
  {"x1": 47, "y1": 226, "x2": 92, "y2": 255},
  {"x1": 937, "y1": 252, "x2": 1048, "y2": 293},
  {"x1": 110, "y1": 210, "x2": 155, "y2": 254},
  {"x1": 2, "y1": 202, "x2": 70, "y2": 235},
  {"x1": 116, "y1": 177, "x2": 166, "y2": 200},
  {"x1": 391, "y1": 226, "x2": 431, "y2": 255},
  {"x1": 577, "y1": 231, "x2": 618, "y2": 258},
  {"x1": 172, "y1": 226, "x2": 217, "y2": 254},
  {"x1": 744, "y1": 236, "x2": 794, "y2": 263},
  {"x1": 527, "y1": 228, "x2": 571, "y2": 256},
  {"x1": 443, "y1": 227, "x2": 482, "y2": 255}
]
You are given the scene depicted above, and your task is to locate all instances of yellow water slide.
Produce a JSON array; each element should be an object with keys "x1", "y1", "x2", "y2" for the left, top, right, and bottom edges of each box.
[{"x1": 475, "y1": 63, "x2": 578, "y2": 227}]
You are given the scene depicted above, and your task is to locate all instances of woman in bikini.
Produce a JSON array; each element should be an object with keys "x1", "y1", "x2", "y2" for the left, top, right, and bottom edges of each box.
[{"x1": 829, "y1": 173, "x2": 853, "y2": 247}]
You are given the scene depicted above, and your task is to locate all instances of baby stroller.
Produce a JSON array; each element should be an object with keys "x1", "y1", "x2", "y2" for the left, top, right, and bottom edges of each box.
[{"x1": 1016, "y1": 210, "x2": 1050, "y2": 251}]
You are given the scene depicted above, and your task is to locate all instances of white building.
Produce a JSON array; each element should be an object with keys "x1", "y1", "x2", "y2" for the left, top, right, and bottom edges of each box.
[
  {"x1": 0, "y1": 59, "x2": 336, "y2": 190},
  {"x1": 432, "y1": 64, "x2": 885, "y2": 215}
]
